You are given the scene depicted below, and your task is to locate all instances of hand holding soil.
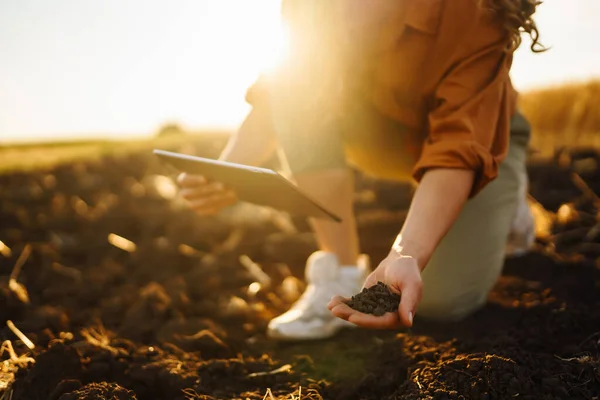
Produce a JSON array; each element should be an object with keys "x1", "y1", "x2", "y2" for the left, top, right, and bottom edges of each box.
[
  {"x1": 328, "y1": 254, "x2": 422, "y2": 329},
  {"x1": 177, "y1": 173, "x2": 238, "y2": 216},
  {"x1": 346, "y1": 282, "x2": 401, "y2": 315}
]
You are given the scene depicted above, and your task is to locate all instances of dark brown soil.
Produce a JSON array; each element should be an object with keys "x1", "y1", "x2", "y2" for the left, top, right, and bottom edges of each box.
[
  {"x1": 1, "y1": 138, "x2": 600, "y2": 399},
  {"x1": 57, "y1": 382, "x2": 137, "y2": 400},
  {"x1": 346, "y1": 282, "x2": 401, "y2": 316}
]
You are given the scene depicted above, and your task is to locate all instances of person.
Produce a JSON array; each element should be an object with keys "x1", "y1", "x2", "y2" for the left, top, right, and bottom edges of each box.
[{"x1": 178, "y1": 0, "x2": 544, "y2": 340}]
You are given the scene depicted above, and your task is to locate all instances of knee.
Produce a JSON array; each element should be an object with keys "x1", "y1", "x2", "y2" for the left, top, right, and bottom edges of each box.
[{"x1": 417, "y1": 287, "x2": 490, "y2": 322}]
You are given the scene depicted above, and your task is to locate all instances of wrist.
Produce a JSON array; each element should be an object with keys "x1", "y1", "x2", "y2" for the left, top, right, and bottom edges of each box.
[{"x1": 388, "y1": 235, "x2": 431, "y2": 271}]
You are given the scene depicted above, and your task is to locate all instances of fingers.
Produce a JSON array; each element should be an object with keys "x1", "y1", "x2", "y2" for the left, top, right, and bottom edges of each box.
[
  {"x1": 176, "y1": 173, "x2": 238, "y2": 216},
  {"x1": 348, "y1": 311, "x2": 399, "y2": 329},
  {"x1": 180, "y1": 183, "x2": 229, "y2": 202},
  {"x1": 329, "y1": 295, "x2": 400, "y2": 329},
  {"x1": 397, "y1": 275, "x2": 423, "y2": 327},
  {"x1": 327, "y1": 295, "x2": 350, "y2": 311},
  {"x1": 188, "y1": 191, "x2": 237, "y2": 215},
  {"x1": 329, "y1": 299, "x2": 355, "y2": 321},
  {"x1": 177, "y1": 173, "x2": 206, "y2": 188}
]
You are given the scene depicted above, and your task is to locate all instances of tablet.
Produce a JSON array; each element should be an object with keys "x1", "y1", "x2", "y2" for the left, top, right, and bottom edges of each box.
[{"x1": 153, "y1": 149, "x2": 342, "y2": 222}]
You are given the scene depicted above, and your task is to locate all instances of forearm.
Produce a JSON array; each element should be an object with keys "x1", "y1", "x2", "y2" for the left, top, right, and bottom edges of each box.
[
  {"x1": 219, "y1": 105, "x2": 278, "y2": 166},
  {"x1": 393, "y1": 168, "x2": 475, "y2": 269}
]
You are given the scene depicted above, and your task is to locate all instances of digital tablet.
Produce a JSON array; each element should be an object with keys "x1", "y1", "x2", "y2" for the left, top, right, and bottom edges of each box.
[{"x1": 153, "y1": 149, "x2": 342, "y2": 222}]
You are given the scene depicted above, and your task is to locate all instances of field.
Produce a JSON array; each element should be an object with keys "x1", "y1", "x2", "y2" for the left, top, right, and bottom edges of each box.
[
  {"x1": 0, "y1": 132, "x2": 228, "y2": 174},
  {"x1": 1, "y1": 81, "x2": 600, "y2": 399},
  {"x1": 520, "y1": 80, "x2": 600, "y2": 154}
]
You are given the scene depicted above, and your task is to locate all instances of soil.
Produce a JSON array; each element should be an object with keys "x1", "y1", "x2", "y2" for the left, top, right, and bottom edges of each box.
[
  {"x1": 56, "y1": 382, "x2": 137, "y2": 400},
  {"x1": 346, "y1": 282, "x2": 401, "y2": 316},
  {"x1": 1, "y1": 138, "x2": 600, "y2": 399}
]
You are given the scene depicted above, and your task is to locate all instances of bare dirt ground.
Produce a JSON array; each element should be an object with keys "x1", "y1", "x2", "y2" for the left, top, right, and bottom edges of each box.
[{"x1": 1, "y1": 136, "x2": 600, "y2": 399}]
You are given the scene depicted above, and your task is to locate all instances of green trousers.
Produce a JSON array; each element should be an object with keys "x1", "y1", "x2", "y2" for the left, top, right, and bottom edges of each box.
[{"x1": 418, "y1": 133, "x2": 528, "y2": 320}]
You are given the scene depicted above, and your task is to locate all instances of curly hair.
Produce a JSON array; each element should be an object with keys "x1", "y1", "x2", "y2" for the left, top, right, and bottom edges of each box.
[{"x1": 480, "y1": 0, "x2": 546, "y2": 52}]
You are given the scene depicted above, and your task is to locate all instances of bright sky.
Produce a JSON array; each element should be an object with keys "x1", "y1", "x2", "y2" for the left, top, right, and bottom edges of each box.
[{"x1": 1, "y1": 0, "x2": 599, "y2": 143}]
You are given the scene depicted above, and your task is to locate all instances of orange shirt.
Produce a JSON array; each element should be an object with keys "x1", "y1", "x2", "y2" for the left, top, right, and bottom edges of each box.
[{"x1": 247, "y1": 0, "x2": 518, "y2": 196}]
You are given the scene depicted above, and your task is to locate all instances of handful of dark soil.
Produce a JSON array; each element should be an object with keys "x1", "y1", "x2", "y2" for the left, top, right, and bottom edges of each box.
[{"x1": 346, "y1": 282, "x2": 401, "y2": 316}]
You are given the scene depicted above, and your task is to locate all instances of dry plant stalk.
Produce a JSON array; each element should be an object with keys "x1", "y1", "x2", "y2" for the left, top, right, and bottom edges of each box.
[
  {"x1": 586, "y1": 222, "x2": 600, "y2": 241},
  {"x1": 183, "y1": 385, "x2": 305, "y2": 400},
  {"x1": 0, "y1": 388, "x2": 13, "y2": 400},
  {"x1": 268, "y1": 211, "x2": 298, "y2": 235},
  {"x1": 8, "y1": 245, "x2": 32, "y2": 304},
  {"x1": 248, "y1": 364, "x2": 292, "y2": 379},
  {"x1": 213, "y1": 228, "x2": 245, "y2": 254},
  {"x1": 0, "y1": 241, "x2": 11, "y2": 258},
  {"x1": 51, "y1": 262, "x2": 83, "y2": 282},
  {"x1": 0, "y1": 341, "x2": 34, "y2": 367},
  {"x1": 239, "y1": 255, "x2": 272, "y2": 288},
  {"x1": 289, "y1": 386, "x2": 302, "y2": 400},
  {"x1": 181, "y1": 388, "x2": 202, "y2": 399},
  {"x1": 571, "y1": 173, "x2": 600, "y2": 206},
  {"x1": 178, "y1": 244, "x2": 205, "y2": 257},
  {"x1": 1, "y1": 340, "x2": 35, "y2": 396},
  {"x1": 262, "y1": 388, "x2": 276, "y2": 400},
  {"x1": 80, "y1": 325, "x2": 119, "y2": 356},
  {"x1": 261, "y1": 386, "x2": 306, "y2": 400},
  {"x1": 6, "y1": 321, "x2": 34, "y2": 350},
  {"x1": 107, "y1": 233, "x2": 136, "y2": 252}
]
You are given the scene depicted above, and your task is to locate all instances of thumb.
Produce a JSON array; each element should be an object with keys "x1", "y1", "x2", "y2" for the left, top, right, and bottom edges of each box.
[{"x1": 398, "y1": 276, "x2": 423, "y2": 327}]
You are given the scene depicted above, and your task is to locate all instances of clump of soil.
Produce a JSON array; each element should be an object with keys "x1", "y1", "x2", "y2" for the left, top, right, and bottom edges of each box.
[
  {"x1": 58, "y1": 382, "x2": 137, "y2": 400},
  {"x1": 346, "y1": 282, "x2": 400, "y2": 316},
  {"x1": 407, "y1": 353, "x2": 529, "y2": 399}
]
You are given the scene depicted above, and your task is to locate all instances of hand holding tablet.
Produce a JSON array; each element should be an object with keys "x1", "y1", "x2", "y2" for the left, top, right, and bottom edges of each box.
[{"x1": 153, "y1": 149, "x2": 342, "y2": 222}]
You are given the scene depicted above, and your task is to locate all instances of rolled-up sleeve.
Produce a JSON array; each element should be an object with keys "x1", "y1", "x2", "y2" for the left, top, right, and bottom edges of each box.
[{"x1": 412, "y1": 13, "x2": 513, "y2": 197}]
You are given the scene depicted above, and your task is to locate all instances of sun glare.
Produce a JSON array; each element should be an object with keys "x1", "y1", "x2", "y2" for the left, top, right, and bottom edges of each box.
[
  {"x1": 200, "y1": 1, "x2": 287, "y2": 74},
  {"x1": 0, "y1": 0, "x2": 289, "y2": 142},
  {"x1": 177, "y1": 1, "x2": 289, "y2": 129},
  {"x1": 177, "y1": 0, "x2": 289, "y2": 129},
  {"x1": 2, "y1": 0, "x2": 598, "y2": 142},
  {"x1": 151, "y1": 0, "x2": 289, "y2": 131},
  {"x1": 244, "y1": 4, "x2": 289, "y2": 74},
  {"x1": 127, "y1": 0, "x2": 290, "y2": 132}
]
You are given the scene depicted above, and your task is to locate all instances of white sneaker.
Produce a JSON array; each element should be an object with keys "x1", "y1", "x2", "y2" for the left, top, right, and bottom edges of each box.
[
  {"x1": 506, "y1": 174, "x2": 536, "y2": 257},
  {"x1": 267, "y1": 251, "x2": 370, "y2": 341}
]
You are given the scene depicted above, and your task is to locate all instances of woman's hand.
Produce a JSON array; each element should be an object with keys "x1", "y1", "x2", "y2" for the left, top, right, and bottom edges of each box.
[
  {"x1": 328, "y1": 169, "x2": 474, "y2": 330},
  {"x1": 328, "y1": 253, "x2": 423, "y2": 329},
  {"x1": 177, "y1": 173, "x2": 238, "y2": 216}
]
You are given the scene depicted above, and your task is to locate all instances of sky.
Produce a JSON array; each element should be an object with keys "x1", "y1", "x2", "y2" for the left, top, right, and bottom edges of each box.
[{"x1": 1, "y1": 0, "x2": 599, "y2": 143}]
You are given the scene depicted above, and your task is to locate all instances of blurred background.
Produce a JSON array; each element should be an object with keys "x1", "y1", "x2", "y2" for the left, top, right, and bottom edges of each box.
[{"x1": 1, "y1": 0, "x2": 599, "y2": 147}]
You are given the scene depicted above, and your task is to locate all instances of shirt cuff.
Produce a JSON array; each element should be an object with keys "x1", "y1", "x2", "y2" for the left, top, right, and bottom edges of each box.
[{"x1": 412, "y1": 139, "x2": 501, "y2": 197}]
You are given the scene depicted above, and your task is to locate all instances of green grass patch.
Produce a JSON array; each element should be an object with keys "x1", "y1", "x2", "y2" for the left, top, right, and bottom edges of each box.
[{"x1": 273, "y1": 330, "x2": 394, "y2": 384}]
